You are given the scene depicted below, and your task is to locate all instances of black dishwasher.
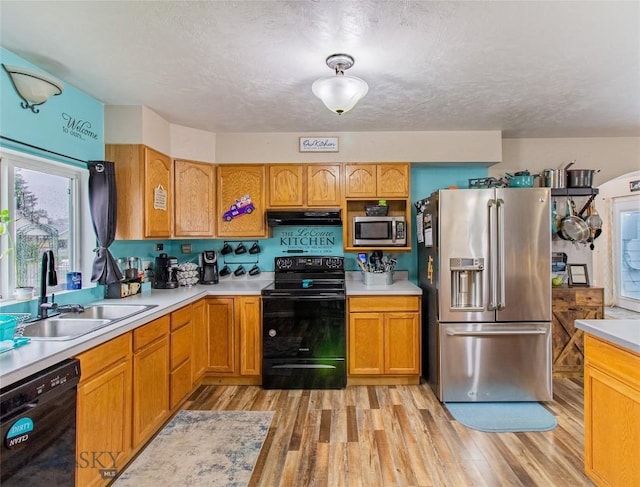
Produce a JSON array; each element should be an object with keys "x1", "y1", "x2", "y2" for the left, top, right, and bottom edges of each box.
[{"x1": 1, "y1": 358, "x2": 81, "y2": 486}]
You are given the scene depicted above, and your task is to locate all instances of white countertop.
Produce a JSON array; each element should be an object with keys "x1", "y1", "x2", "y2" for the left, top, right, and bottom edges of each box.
[
  {"x1": 575, "y1": 319, "x2": 640, "y2": 354},
  {"x1": 0, "y1": 277, "x2": 421, "y2": 387}
]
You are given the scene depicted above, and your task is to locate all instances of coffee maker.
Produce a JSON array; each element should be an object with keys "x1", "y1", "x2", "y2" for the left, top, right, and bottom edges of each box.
[
  {"x1": 199, "y1": 250, "x2": 219, "y2": 284},
  {"x1": 153, "y1": 253, "x2": 178, "y2": 289}
]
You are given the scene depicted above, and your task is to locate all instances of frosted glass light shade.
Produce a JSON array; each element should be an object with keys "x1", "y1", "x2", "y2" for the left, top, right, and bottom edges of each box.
[
  {"x1": 312, "y1": 74, "x2": 368, "y2": 115},
  {"x1": 2, "y1": 64, "x2": 63, "y2": 112}
]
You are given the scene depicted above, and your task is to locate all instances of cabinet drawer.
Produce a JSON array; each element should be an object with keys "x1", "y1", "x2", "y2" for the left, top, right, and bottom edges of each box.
[
  {"x1": 575, "y1": 288, "x2": 604, "y2": 306},
  {"x1": 349, "y1": 296, "x2": 420, "y2": 313},
  {"x1": 585, "y1": 335, "x2": 640, "y2": 390},
  {"x1": 171, "y1": 305, "x2": 192, "y2": 331},
  {"x1": 170, "y1": 359, "x2": 192, "y2": 409},
  {"x1": 171, "y1": 322, "x2": 192, "y2": 369},
  {"x1": 134, "y1": 316, "x2": 170, "y2": 351},
  {"x1": 77, "y1": 333, "x2": 131, "y2": 381}
]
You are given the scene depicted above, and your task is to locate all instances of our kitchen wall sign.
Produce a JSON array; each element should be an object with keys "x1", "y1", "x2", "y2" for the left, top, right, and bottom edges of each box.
[{"x1": 299, "y1": 137, "x2": 339, "y2": 153}]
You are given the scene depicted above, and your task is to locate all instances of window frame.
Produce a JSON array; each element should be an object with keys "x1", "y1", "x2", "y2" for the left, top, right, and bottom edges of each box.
[
  {"x1": 612, "y1": 194, "x2": 640, "y2": 312},
  {"x1": 0, "y1": 148, "x2": 95, "y2": 302}
]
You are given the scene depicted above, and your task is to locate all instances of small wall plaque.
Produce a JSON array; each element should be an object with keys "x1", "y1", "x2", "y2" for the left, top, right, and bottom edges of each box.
[{"x1": 299, "y1": 137, "x2": 339, "y2": 153}]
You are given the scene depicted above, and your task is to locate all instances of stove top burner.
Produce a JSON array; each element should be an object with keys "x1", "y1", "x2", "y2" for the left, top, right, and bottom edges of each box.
[{"x1": 262, "y1": 255, "x2": 346, "y2": 297}]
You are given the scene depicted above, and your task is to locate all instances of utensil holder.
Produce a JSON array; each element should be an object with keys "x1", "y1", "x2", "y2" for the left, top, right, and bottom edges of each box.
[{"x1": 363, "y1": 271, "x2": 394, "y2": 287}]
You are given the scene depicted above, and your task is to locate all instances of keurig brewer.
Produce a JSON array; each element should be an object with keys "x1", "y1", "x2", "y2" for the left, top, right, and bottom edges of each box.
[{"x1": 199, "y1": 250, "x2": 219, "y2": 284}]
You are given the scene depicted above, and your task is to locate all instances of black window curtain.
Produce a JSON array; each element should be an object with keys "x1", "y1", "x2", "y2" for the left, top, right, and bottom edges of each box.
[{"x1": 88, "y1": 161, "x2": 123, "y2": 284}]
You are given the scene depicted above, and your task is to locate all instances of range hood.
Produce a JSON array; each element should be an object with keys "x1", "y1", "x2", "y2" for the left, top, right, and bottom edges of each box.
[{"x1": 266, "y1": 209, "x2": 342, "y2": 227}]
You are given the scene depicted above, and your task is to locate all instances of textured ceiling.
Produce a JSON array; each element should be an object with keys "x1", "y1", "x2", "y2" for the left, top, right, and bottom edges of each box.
[{"x1": 1, "y1": 1, "x2": 638, "y2": 138}]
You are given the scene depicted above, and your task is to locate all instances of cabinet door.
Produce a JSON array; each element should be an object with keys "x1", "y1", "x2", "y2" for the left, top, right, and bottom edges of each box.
[
  {"x1": 191, "y1": 299, "x2": 208, "y2": 383},
  {"x1": 348, "y1": 312, "x2": 384, "y2": 374},
  {"x1": 384, "y1": 312, "x2": 420, "y2": 374},
  {"x1": 132, "y1": 336, "x2": 170, "y2": 448},
  {"x1": 238, "y1": 297, "x2": 261, "y2": 376},
  {"x1": 344, "y1": 164, "x2": 377, "y2": 198},
  {"x1": 174, "y1": 159, "x2": 215, "y2": 237},
  {"x1": 307, "y1": 164, "x2": 341, "y2": 207},
  {"x1": 269, "y1": 165, "x2": 304, "y2": 207},
  {"x1": 207, "y1": 298, "x2": 236, "y2": 373},
  {"x1": 377, "y1": 164, "x2": 409, "y2": 198},
  {"x1": 143, "y1": 147, "x2": 173, "y2": 238},
  {"x1": 217, "y1": 165, "x2": 267, "y2": 237},
  {"x1": 77, "y1": 359, "x2": 132, "y2": 487}
]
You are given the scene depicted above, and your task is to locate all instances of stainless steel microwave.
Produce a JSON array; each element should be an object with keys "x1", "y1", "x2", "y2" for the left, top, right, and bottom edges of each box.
[{"x1": 352, "y1": 216, "x2": 407, "y2": 246}]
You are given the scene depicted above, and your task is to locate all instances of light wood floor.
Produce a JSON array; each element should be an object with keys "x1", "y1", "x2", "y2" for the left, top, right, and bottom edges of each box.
[{"x1": 183, "y1": 379, "x2": 594, "y2": 487}]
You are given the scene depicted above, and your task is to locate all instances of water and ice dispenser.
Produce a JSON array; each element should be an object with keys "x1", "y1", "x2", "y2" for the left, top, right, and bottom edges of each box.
[{"x1": 450, "y1": 257, "x2": 484, "y2": 310}]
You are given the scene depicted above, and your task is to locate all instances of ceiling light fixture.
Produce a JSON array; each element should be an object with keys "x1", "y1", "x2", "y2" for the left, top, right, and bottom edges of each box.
[
  {"x1": 2, "y1": 64, "x2": 64, "y2": 113},
  {"x1": 312, "y1": 54, "x2": 368, "y2": 115}
]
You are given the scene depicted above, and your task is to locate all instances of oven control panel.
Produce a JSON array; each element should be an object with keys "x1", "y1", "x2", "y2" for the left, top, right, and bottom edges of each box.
[{"x1": 274, "y1": 256, "x2": 344, "y2": 271}]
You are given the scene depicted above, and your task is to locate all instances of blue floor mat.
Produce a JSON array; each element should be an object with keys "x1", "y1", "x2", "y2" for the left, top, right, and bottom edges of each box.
[{"x1": 444, "y1": 402, "x2": 557, "y2": 432}]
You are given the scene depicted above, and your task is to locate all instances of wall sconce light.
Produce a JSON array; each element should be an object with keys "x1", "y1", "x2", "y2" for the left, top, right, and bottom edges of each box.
[
  {"x1": 2, "y1": 64, "x2": 64, "y2": 113},
  {"x1": 312, "y1": 53, "x2": 368, "y2": 115}
]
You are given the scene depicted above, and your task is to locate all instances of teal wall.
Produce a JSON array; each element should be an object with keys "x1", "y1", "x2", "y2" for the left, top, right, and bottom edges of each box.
[{"x1": 0, "y1": 47, "x2": 104, "y2": 164}]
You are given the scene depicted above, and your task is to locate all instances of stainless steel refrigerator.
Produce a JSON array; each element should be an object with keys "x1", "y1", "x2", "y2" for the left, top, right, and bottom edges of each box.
[{"x1": 417, "y1": 188, "x2": 552, "y2": 402}]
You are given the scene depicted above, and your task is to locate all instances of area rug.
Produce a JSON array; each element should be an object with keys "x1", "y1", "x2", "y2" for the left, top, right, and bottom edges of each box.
[
  {"x1": 114, "y1": 410, "x2": 273, "y2": 487},
  {"x1": 444, "y1": 402, "x2": 557, "y2": 433}
]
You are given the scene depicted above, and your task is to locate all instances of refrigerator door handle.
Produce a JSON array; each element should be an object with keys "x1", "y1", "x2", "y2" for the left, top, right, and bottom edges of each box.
[
  {"x1": 445, "y1": 329, "x2": 548, "y2": 336},
  {"x1": 488, "y1": 198, "x2": 498, "y2": 310},
  {"x1": 496, "y1": 198, "x2": 506, "y2": 310}
]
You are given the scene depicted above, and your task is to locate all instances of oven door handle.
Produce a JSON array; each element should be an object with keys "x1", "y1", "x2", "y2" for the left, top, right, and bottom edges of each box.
[
  {"x1": 262, "y1": 294, "x2": 345, "y2": 301},
  {"x1": 272, "y1": 364, "x2": 339, "y2": 369}
]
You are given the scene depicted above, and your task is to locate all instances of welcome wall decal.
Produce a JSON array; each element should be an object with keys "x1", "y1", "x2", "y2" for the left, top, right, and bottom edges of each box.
[{"x1": 61, "y1": 113, "x2": 98, "y2": 142}]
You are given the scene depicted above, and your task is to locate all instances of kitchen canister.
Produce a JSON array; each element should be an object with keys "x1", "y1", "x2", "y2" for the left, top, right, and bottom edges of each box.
[
  {"x1": 363, "y1": 271, "x2": 394, "y2": 287},
  {"x1": 66, "y1": 272, "x2": 82, "y2": 290}
]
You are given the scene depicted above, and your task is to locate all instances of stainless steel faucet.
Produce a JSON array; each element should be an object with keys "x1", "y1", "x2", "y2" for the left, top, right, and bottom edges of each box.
[{"x1": 37, "y1": 250, "x2": 58, "y2": 319}]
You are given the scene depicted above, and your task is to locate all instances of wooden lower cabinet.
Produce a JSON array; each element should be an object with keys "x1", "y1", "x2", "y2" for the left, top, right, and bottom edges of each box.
[
  {"x1": 191, "y1": 299, "x2": 208, "y2": 383},
  {"x1": 584, "y1": 334, "x2": 640, "y2": 487},
  {"x1": 170, "y1": 305, "x2": 193, "y2": 409},
  {"x1": 348, "y1": 296, "x2": 420, "y2": 383},
  {"x1": 206, "y1": 296, "x2": 261, "y2": 382},
  {"x1": 76, "y1": 333, "x2": 132, "y2": 487},
  {"x1": 132, "y1": 316, "x2": 170, "y2": 449},
  {"x1": 552, "y1": 287, "x2": 604, "y2": 377}
]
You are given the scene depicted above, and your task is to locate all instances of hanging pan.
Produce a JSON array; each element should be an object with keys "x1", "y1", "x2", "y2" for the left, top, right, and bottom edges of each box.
[{"x1": 559, "y1": 199, "x2": 590, "y2": 243}]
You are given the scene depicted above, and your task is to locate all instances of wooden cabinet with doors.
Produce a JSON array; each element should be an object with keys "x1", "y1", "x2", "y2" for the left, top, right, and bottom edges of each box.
[
  {"x1": 170, "y1": 304, "x2": 193, "y2": 409},
  {"x1": 552, "y1": 287, "x2": 604, "y2": 377},
  {"x1": 348, "y1": 295, "x2": 420, "y2": 384},
  {"x1": 76, "y1": 333, "x2": 132, "y2": 487},
  {"x1": 174, "y1": 159, "x2": 216, "y2": 237},
  {"x1": 344, "y1": 163, "x2": 409, "y2": 198},
  {"x1": 217, "y1": 164, "x2": 267, "y2": 237},
  {"x1": 106, "y1": 144, "x2": 173, "y2": 239},
  {"x1": 268, "y1": 164, "x2": 341, "y2": 208},
  {"x1": 583, "y1": 333, "x2": 640, "y2": 487},
  {"x1": 191, "y1": 299, "x2": 208, "y2": 384},
  {"x1": 205, "y1": 296, "x2": 261, "y2": 383},
  {"x1": 132, "y1": 316, "x2": 170, "y2": 449}
]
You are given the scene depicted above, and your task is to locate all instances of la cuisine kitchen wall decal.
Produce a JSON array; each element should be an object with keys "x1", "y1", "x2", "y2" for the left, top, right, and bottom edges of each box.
[{"x1": 299, "y1": 137, "x2": 339, "y2": 153}]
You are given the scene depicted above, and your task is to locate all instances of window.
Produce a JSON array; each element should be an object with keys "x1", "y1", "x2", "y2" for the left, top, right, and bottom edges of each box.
[
  {"x1": 613, "y1": 194, "x2": 640, "y2": 312},
  {"x1": 0, "y1": 149, "x2": 94, "y2": 301}
]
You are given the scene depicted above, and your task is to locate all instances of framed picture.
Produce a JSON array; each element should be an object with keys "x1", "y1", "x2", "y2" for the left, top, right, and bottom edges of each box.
[{"x1": 567, "y1": 264, "x2": 589, "y2": 287}]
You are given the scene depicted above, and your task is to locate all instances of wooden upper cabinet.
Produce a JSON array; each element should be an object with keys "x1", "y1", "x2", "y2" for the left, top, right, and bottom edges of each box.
[
  {"x1": 377, "y1": 164, "x2": 409, "y2": 198},
  {"x1": 107, "y1": 144, "x2": 172, "y2": 239},
  {"x1": 174, "y1": 159, "x2": 216, "y2": 237},
  {"x1": 268, "y1": 164, "x2": 341, "y2": 208},
  {"x1": 344, "y1": 164, "x2": 377, "y2": 198},
  {"x1": 344, "y1": 163, "x2": 409, "y2": 198},
  {"x1": 268, "y1": 165, "x2": 304, "y2": 207},
  {"x1": 217, "y1": 164, "x2": 267, "y2": 237},
  {"x1": 307, "y1": 164, "x2": 341, "y2": 207}
]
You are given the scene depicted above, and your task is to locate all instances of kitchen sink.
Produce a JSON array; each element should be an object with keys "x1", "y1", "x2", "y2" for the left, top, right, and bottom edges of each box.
[{"x1": 22, "y1": 304, "x2": 157, "y2": 340}]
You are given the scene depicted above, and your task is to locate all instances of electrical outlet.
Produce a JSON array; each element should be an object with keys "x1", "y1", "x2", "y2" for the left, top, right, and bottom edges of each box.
[
  {"x1": 181, "y1": 244, "x2": 192, "y2": 254},
  {"x1": 155, "y1": 243, "x2": 164, "y2": 251}
]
